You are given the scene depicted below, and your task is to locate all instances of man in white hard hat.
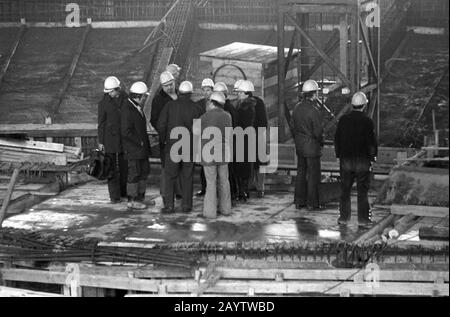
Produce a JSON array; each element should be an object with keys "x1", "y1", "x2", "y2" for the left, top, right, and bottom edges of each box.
[
  {"x1": 157, "y1": 81, "x2": 204, "y2": 213},
  {"x1": 194, "y1": 91, "x2": 233, "y2": 218},
  {"x1": 194, "y1": 78, "x2": 215, "y2": 197},
  {"x1": 151, "y1": 71, "x2": 182, "y2": 201},
  {"x1": 121, "y1": 81, "x2": 152, "y2": 210},
  {"x1": 234, "y1": 80, "x2": 257, "y2": 202},
  {"x1": 166, "y1": 64, "x2": 182, "y2": 82},
  {"x1": 237, "y1": 80, "x2": 269, "y2": 199},
  {"x1": 98, "y1": 76, "x2": 128, "y2": 204},
  {"x1": 293, "y1": 79, "x2": 325, "y2": 211},
  {"x1": 334, "y1": 91, "x2": 377, "y2": 228}
]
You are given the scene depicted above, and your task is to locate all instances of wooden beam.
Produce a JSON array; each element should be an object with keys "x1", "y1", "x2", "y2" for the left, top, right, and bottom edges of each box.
[
  {"x1": 419, "y1": 227, "x2": 449, "y2": 241},
  {"x1": 391, "y1": 205, "x2": 449, "y2": 218},
  {"x1": 285, "y1": 13, "x2": 352, "y2": 89},
  {"x1": 0, "y1": 169, "x2": 20, "y2": 225},
  {"x1": 50, "y1": 24, "x2": 91, "y2": 117},
  {"x1": 0, "y1": 286, "x2": 64, "y2": 297},
  {"x1": 0, "y1": 138, "x2": 64, "y2": 153},
  {"x1": 353, "y1": 214, "x2": 400, "y2": 245},
  {"x1": 0, "y1": 24, "x2": 26, "y2": 88},
  {"x1": 291, "y1": 4, "x2": 353, "y2": 14},
  {"x1": 284, "y1": 28, "x2": 297, "y2": 77}
]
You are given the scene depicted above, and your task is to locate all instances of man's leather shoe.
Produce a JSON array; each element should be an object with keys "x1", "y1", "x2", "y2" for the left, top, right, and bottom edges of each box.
[
  {"x1": 337, "y1": 218, "x2": 350, "y2": 226},
  {"x1": 296, "y1": 204, "x2": 306, "y2": 210},
  {"x1": 307, "y1": 205, "x2": 326, "y2": 212}
]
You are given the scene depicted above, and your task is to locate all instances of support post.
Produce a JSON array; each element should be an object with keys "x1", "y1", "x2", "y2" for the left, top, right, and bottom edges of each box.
[
  {"x1": 0, "y1": 169, "x2": 20, "y2": 226},
  {"x1": 339, "y1": 15, "x2": 348, "y2": 81},
  {"x1": 277, "y1": 5, "x2": 286, "y2": 142}
]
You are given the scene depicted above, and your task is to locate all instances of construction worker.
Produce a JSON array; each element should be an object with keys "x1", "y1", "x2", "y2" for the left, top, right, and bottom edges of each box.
[
  {"x1": 238, "y1": 80, "x2": 269, "y2": 198},
  {"x1": 293, "y1": 79, "x2": 324, "y2": 211},
  {"x1": 121, "y1": 81, "x2": 152, "y2": 210},
  {"x1": 195, "y1": 78, "x2": 215, "y2": 197},
  {"x1": 98, "y1": 76, "x2": 128, "y2": 204},
  {"x1": 151, "y1": 71, "x2": 182, "y2": 200},
  {"x1": 234, "y1": 80, "x2": 256, "y2": 202},
  {"x1": 157, "y1": 81, "x2": 204, "y2": 213},
  {"x1": 217, "y1": 81, "x2": 239, "y2": 203},
  {"x1": 195, "y1": 91, "x2": 233, "y2": 218},
  {"x1": 166, "y1": 64, "x2": 182, "y2": 82},
  {"x1": 334, "y1": 92, "x2": 378, "y2": 228}
]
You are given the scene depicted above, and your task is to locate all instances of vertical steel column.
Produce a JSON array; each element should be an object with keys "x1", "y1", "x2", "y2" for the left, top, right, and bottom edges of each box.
[{"x1": 277, "y1": 3, "x2": 286, "y2": 142}]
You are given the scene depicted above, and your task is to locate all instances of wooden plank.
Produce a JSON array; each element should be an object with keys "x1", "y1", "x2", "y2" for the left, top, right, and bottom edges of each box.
[
  {"x1": 0, "y1": 169, "x2": 19, "y2": 225},
  {"x1": 391, "y1": 205, "x2": 449, "y2": 218},
  {"x1": 419, "y1": 227, "x2": 449, "y2": 241},
  {"x1": 0, "y1": 286, "x2": 64, "y2": 297},
  {"x1": 1, "y1": 268, "x2": 447, "y2": 296},
  {"x1": 0, "y1": 138, "x2": 64, "y2": 152},
  {"x1": 0, "y1": 25, "x2": 27, "y2": 88},
  {"x1": 0, "y1": 150, "x2": 68, "y2": 165},
  {"x1": 353, "y1": 214, "x2": 399, "y2": 245}
]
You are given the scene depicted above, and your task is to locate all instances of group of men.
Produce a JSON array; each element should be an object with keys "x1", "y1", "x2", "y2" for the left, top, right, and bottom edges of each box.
[
  {"x1": 98, "y1": 63, "x2": 377, "y2": 226},
  {"x1": 98, "y1": 64, "x2": 268, "y2": 218},
  {"x1": 292, "y1": 79, "x2": 378, "y2": 227}
]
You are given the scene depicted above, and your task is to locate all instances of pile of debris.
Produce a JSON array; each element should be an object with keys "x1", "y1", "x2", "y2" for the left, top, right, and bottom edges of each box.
[{"x1": 0, "y1": 138, "x2": 83, "y2": 165}]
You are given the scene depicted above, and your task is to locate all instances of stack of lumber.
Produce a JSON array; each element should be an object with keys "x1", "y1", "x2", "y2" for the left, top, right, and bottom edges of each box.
[{"x1": 0, "y1": 138, "x2": 82, "y2": 165}]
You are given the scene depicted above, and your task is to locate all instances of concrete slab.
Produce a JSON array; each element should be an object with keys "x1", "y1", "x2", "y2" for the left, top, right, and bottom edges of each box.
[{"x1": 2, "y1": 180, "x2": 389, "y2": 244}]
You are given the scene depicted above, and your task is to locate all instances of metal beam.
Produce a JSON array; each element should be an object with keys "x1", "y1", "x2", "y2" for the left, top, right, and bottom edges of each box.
[
  {"x1": 359, "y1": 16, "x2": 378, "y2": 80},
  {"x1": 49, "y1": 24, "x2": 91, "y2": 117},
  {"x1": 285, "y1": 13, "x2": 352, "y2": 89},
  {"x1": 291, "y1": 4, "x2": 353, "y2": 14}
]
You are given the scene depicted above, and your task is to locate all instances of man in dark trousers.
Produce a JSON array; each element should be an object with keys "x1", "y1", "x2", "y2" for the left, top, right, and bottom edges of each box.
[
  {"x1": 239, "y1": 80, "x2": 269, "y2": 199},
  {"x1": 334, "y1": 92, "x2": 378, "y2": 228},
  {"x1": 151, "y1": 71, "x2": 182, "y2": 200},
  {"x1": 157, "y1": 81, "x2": 204, "y2": 213},
  {"x1": 293, "y1": 79, "x2": 324, "y2": 211},
  {"x1": 122, "y1": 81, "x2": 152, "y2": 210},
  {"x1": 98, "y1": 76, "x2": 128, "y2": 204}
]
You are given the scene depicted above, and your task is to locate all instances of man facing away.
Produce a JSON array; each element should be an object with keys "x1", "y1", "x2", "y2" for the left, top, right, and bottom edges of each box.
[
  {"x1": 157, "y1": 81, "x2": 204, "y2": 214},
  {"x1": 293, "y1": 79, "x2": 324, "y2": 211},
  {"x1": 195, "y1": 78, "x2": 215, "y2": 197},
  {"x1": 334, "y1": 91, "x2": 378, "y2": 228},
  {"x1": 194, "y1": 91, "x2": 233, "y2": 219},
  {"x1": 98, "y1": 76, "x2": 128, "y2": 204},
  {"x1": 151, "y1": 71, "x2": 182, "y2": 200},
  {"x1": 121, "y1": 82, "x2": 152, "y2": 210}
]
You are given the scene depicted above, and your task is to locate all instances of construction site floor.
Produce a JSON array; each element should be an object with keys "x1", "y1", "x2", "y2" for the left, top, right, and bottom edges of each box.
[{"x1": 1, "y1": 180, "x2": 393, "y2": 244}]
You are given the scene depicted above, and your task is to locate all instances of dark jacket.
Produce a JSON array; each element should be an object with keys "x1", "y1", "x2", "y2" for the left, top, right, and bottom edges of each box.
[
  {"x1": 253, "y1": 96, "x2": 268, "y2": 166},
  {"x1": 198, "y1": 108, "x2": 232, "y2": 166},
  {"x1": 334, "y1": 110, "x2": 378, "y2": 161},
  {"x1": 150, "y1": 88, "x2": 175, "y2": 130},
  {"x1": 121, "y1": 98, "x2": 151, "y2": 160},
  {"x1": 157, "y1": 94, "x2": 204, "y2": 160},
  {"x1": 293, "y1": 99, "x2": 324, "y2": 158},
  {"x1": 234, "y1": 97, "x2": 256, "y2": 172},
  {"x1": 98, "y1": 93, "x2": 126, "y2": 153},
  {"x1": 224, "y1": 99, "x2": 238, "y2": 127}
]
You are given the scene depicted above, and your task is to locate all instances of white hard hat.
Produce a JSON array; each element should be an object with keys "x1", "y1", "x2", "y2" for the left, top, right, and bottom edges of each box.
[
  {"x1": 166, "y1": 64, "x2": 181, "y2": 74},
  {"x1": 104, "y1": 76, "x2": 120, "y2": 93},
  {"x1": 201, "y1": 78, "x2": 214, "y2": 88},
  {"x1": 179, "y1": 81, "x2": 193, "y2": 94},
  {"x1": 351, "y1": 91, "x2": 368, "y2": 107},
  {"x1": 302, "y1": 80, "x2": 319, "y2": 93},
  {"x1": 213, "y1": 82, "x2": 228, "y2": 93},
  {"x1": 233, "y1": 79, "x2": 244, "y2": 90},
  {"x1": 237, "y1": 80, "x2": 255, "y2": 93},
  {"x1": 130, "y1": 81, "x2": 149, "y2": 95},
  {"x1": 210, "y1": 91, "x2": 226, "y2": 106},
  {"x1": 160, "y1": 71, "x2": 175, "y2": 85}
]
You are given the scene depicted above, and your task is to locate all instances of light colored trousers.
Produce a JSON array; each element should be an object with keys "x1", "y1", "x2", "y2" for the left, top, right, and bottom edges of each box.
[{"x1": 203, "y1": 164, "x2": 232, "y2": 218}]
